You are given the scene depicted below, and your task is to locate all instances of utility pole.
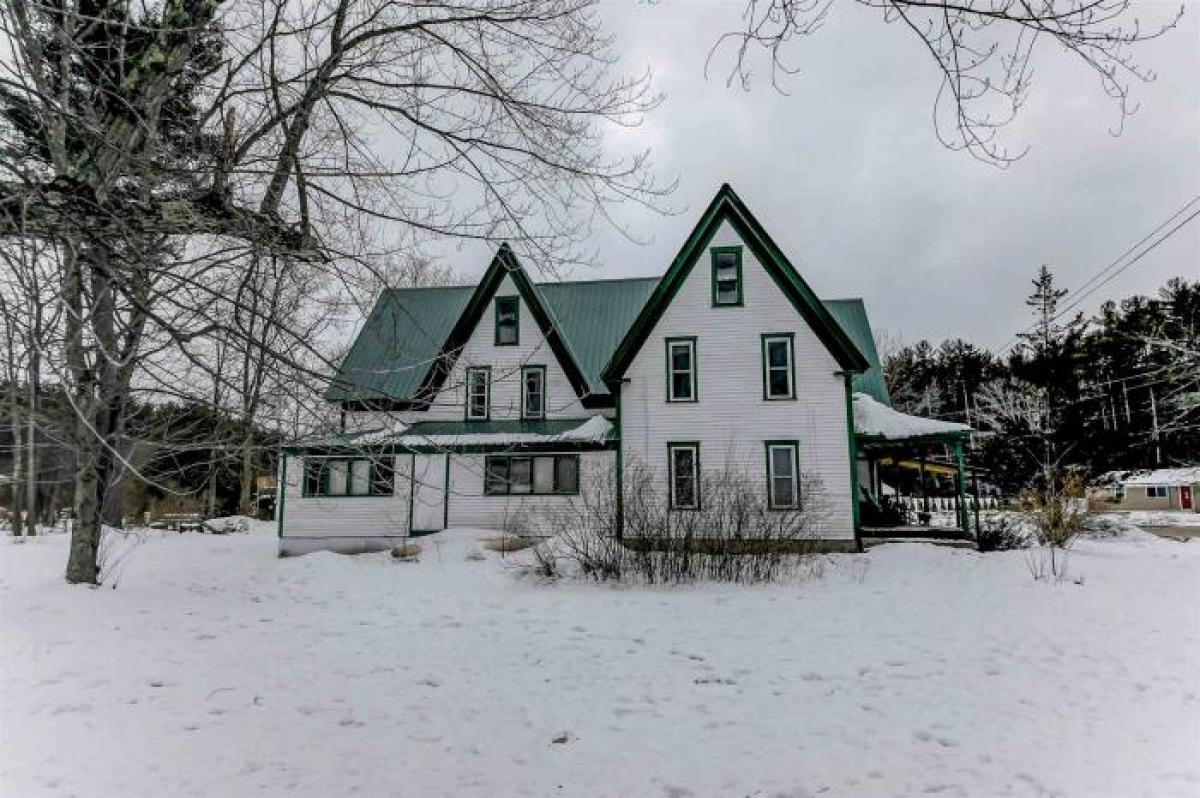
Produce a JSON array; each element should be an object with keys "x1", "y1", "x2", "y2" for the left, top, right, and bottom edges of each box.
[{"x1": 1149, "y1": 385, "x2": 1161, "y2": 466}]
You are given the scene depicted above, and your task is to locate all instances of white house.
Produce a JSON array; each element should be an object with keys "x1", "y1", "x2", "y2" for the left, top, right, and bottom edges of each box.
[{"x1": 278, "y1": 185, "x2": 972, "y2": 555}]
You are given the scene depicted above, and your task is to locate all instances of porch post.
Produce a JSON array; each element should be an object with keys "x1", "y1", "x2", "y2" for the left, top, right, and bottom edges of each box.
[
  {"x1": 919, "y1": 450, "x2": 929, "y2": 517},
  {"x1": 954, "y1": 439, "x2": 967, "y2": 534},
  {"x1": 971, "y1": 463, "x2": 981, "y2": 536}
]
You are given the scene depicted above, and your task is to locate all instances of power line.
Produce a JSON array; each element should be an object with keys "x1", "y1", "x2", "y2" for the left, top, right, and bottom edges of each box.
[{"x1": 995, "y1": 195, "x2": 1200, "y2": 355}]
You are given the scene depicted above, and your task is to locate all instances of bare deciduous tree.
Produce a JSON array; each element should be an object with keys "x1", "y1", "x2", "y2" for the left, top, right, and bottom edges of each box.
[
  {"x1": 712, "y1": 0, "x2": 1184, "y2": 165},
  {"x1": 0, "y1": 0, "x2": 667, "y2": 583}
]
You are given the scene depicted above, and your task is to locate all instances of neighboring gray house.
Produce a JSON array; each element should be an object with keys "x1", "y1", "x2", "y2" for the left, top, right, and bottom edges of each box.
[
  {"x1": 1114, "y1": 468, "x2": 1199, "y2": 512},
  {"x1": 278, "y1": 185, "x2": 970, "y2": 555}
]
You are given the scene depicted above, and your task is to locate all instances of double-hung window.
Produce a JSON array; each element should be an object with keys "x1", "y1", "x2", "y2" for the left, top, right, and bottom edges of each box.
[
  {"x1": 303, "y1": 457, "x2": 395, "y2": 497},
  {"x1": 495, "y1": 296, "x2": 520, "y2": 345},
  {"x1": 1147, "y1": 485, "x2": 1168, "y2": 499},
  {"x1": 711, "y1": 246, "x2": 743, "y2": 306},
  {"x1": 668, "y1": 442, "x2": 700, "y2": 509},
  {"x1": 522, "y1": 366, "x2": 545, "y2": 419},
  {"x1": 761, "y1": 334, "x2": 795, "y2": 400},
  {"x1": 465, "y1": 367, "x2": 490, "y2": 420},
  {"x1": 765, "y1": 441, "x2": 800, "y2": 509},
  {"x1": 665, "y1": 337, "x2": 697, "y2": 402},
  {"x1": 484, "y1": 454, "x2": 580, "y2": 495}
]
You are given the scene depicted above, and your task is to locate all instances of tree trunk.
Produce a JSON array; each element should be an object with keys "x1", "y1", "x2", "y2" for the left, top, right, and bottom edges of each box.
[
  {"x1": 7, "y1": 364, "x2": 23, "y2": 537},
  {"x1": 205, "y1": 460, "x2": 219, "y2": 518},
  {"x1": 65, "y1": 246, "x2": 125, "y2": 583},
  {"x1": 25, "y1": 338, "x2": 39, "y2": 536}
]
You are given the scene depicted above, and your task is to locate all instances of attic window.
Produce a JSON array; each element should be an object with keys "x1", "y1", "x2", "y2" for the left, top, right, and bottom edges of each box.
[
  {"x1": 711, "y1": 246, "x2": 743, "y2": 306},
  {"x1": 495, "y1": 296, "x2": 519, "y2": 346}
]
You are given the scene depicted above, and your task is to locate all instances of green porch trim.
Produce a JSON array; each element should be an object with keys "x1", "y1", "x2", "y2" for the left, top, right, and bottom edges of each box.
[
  {"x1": 709, "y1": 245, "x2": 744, "y2": 306},
  {"x1": 954, "y1": 439, "x2": 968, "y2": 535},
  {"x1": 843, "y1": 373, "x2": 862, "y2": 548},
  {"x1": 602, "y1": 184, "x2": 869, "y2": 382},
  {"x1": 443, "y1": 453, "x2": 451, "y2": 529},
  {"x1": 285, "y1": 440, "x2": 616, "y2": 456},
  {"x1": 406, "y1": 453, "x2": 416, "y2": 535}
]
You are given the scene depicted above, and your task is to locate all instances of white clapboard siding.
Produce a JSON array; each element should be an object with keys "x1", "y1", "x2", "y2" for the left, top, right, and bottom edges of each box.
[
  {"x1": 280, "y1": 454, "x2": 412, "y2": 538},
  {"x1": 445, "y1": 452, "x2": 612, "y2": 533},
  {"x1": 620, "y1": 219, "x2": 854, "y2": 539}
]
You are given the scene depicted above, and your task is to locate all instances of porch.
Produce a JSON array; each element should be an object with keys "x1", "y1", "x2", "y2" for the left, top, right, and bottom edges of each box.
[{"x1": 851, "y1": 394, "x2": 977, "y2": 543}]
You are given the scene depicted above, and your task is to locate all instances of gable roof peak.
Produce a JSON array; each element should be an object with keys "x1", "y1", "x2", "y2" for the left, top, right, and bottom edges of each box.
[{"x1": 601, "y1": 183, "x2": 870, "y2": 380}]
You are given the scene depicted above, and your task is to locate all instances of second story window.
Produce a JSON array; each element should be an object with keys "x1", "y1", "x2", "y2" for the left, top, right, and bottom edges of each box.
[
  {"x1": 466, "y1": 367, "x2": 490, "y2": 420},
  {"x1": 522, "y1": 366, "x2": 545, "y2": 419},
  {"x1": 665, "y1": 337, "x2": 697, "y2": 402},
  {"x1": 711, "y1": 246, "x2": 743, "y2": 306},
  {"x1": 495, "y1": 296, "x2": 520, "y2": 346},
  {"x1": 761, "y1": 334, "x2": 795, "y2": 400}
]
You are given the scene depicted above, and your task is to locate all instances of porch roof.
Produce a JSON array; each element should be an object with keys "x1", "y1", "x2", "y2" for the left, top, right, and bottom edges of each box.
[
  {"x1": 853, "y1": 393, "x2": 972, "y2": 446},
  {"x1": 285, "y1": 416, "x2": 615, "y2": 454}
]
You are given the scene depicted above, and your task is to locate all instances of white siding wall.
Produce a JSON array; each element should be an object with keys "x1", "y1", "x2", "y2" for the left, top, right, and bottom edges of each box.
[
  {"x1": 279, "y1": 451, "x2": 615, "y2": 542},
  {"x1": 344, "y1": 275, "x2": 595, "y2": 433},
  {"x1": 446, "y1": 451, "x2": 613, "y2": 532},
  {"x1": 280, "y1": 454, "x2": 413, "y2": 538},
  {"x1": 620, "y1": 220, "x2": 855, "y2": 539}
]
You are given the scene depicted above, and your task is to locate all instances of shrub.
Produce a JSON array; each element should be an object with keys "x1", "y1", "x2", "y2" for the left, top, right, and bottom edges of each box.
[
  {"x1": 976, "y1": 515, "x2": 1028, "y2": 552},
  {"x1": 534, "y1": 456, "x2": 833, "y2": 585},
  {"x1": 1016, "y1": 474, "x2": 1087, "y2": 578}
]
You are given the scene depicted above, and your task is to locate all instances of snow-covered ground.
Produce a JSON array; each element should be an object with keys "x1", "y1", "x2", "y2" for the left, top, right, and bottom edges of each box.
[{"x1": 2, "y1": 524, "x2": 1198, "y2": 797}]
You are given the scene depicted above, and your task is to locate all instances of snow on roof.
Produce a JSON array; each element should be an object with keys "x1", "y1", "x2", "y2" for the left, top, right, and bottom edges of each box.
[
  {"x1": 394, "y1": 416, "x2": 612, "y2": 447},
  {"x1": 1121, "y1": 467, "x2": 1200, "y2": 486},
  {"x1": 853, "y1": 393, "x2": 972, "y2": 441},
  {"x1": 290, "y1": 416, "x2": 614, "y2": 450}
]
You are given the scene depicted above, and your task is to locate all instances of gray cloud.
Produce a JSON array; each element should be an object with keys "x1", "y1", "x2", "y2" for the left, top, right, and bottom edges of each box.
[{"x1": 450, "y1": 1, "x2": 1200, "y2": 349}]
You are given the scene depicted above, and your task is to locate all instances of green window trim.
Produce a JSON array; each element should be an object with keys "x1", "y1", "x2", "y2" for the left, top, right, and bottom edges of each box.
[
  {"x1": 521, "y1": 365, "x2": 547, "y2": 419},
  {"x1": 667, "y1": 441, "x2": 701, "y2": 510},
  {"x1": 664, "y1": 336, "x2": 698, "y2": 403},
  {"x1": 763, "y1": 440, "x2": 801, "y2": 510},
  {"x1": 483, "y1": 454, "x2": 580, "y2": 496},
  {"x1": 301, "y1": 456, "x2": 396, "y2": 498},
  {"x1": 710, "y1": 245, "x2": 744, "y2": 307},
  {"x1": 761, "y1": 333, "x2": 797, "y2": 400},
  {"x1": 465, "y1": 366, "x2": 491, "y2": 421},
  {"x1": 494, "y1": 295, "x2": 520, "y2": 346}
]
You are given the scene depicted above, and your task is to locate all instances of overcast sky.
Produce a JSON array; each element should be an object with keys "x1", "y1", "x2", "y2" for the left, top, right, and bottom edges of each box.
[{"x1": 458, "y1": 1, "x2": 1200, "y2": 349}]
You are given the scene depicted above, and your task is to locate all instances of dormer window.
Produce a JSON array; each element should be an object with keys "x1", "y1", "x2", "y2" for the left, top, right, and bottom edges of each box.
[
  {"x1": 495, "y1": 296, "x2": 519, "y2": 345},
  {"x1": 711, "y1": 246, "x2": 743, "y2": 306}
]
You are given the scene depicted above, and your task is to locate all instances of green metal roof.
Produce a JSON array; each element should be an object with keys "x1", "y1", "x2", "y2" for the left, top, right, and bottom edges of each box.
[
  {"x1": 824, "y1": 299, "x2": 890, "y2": 405},
  {"x1": 329, "y1": 277, "x2": 891, "y2": 406}
]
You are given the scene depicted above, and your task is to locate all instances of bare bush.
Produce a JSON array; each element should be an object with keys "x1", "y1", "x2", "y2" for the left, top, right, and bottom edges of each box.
[
  {"x1": 976, "y1": 514, "x2": 1029, "y2": 553},
  {"x1": 1017, "y1": 474, "x2": 1087, "y2": 578},
  {"x1": 535, "y1": 457, "x2": 834, "y2": 585}
]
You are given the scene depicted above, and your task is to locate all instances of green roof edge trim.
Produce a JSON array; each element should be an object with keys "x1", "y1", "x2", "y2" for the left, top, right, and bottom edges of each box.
[
  {"x1": 602, "y1": 184, "x2": 870, "y2": 382},
  {"x1": 412, "y1": 244, "x2": 598, "y2": 409}
]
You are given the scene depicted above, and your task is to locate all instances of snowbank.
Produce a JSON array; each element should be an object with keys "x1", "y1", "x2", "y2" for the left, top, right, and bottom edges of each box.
[{"x1": 1, "y1": 523, "x2": 1197, "y2": 797}]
